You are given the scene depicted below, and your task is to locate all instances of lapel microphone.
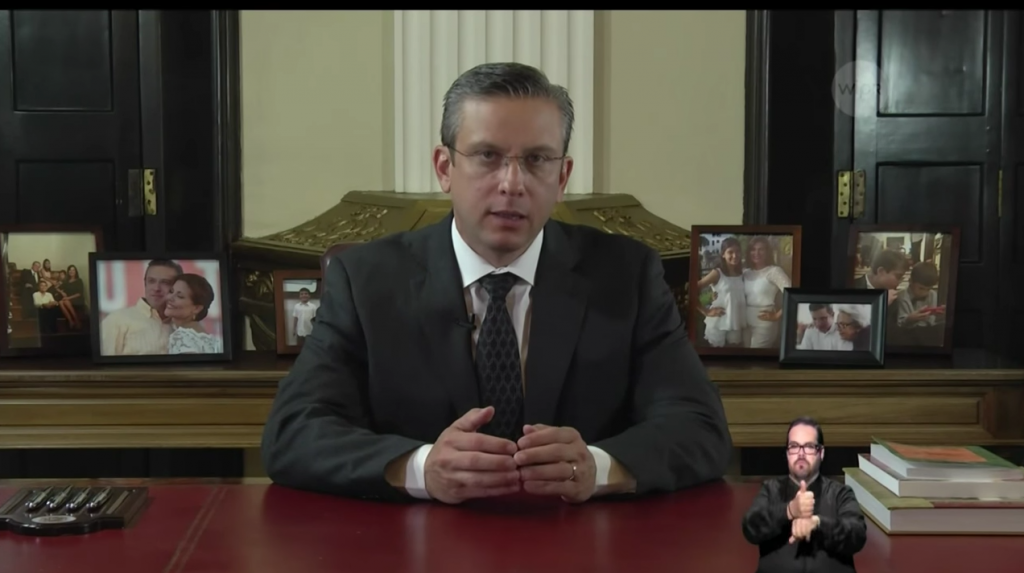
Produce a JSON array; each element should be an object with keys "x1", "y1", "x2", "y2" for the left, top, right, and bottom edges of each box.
[{"x1": 456, "y1": 314, "x2": 476, "y2": 330}]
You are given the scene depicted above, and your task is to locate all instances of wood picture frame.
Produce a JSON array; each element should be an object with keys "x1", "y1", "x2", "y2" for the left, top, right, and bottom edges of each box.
[
  {"x1": 847, "y1": 224, "x2": 960, "y2": 355},
  {"x1": 273, "y1": 269, "x2": 323, "y2": 355},
  {"x1": 688, "y1": 225, "x2": 802, "y2": 356},
  {"x1": 88, "y1": 252, "x2": 233, "y2": 364},
  {"x1": 779, "y1": 288, "x2": 887, "y2": 368},
  {"x1": 0, "y1": 224, "x2": 104, "y2": 358}
]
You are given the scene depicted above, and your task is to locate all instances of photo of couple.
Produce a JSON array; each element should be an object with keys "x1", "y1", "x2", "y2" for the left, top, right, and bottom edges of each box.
[
  {"x1": 794, "y1": 303, "x2": 874, "y2": 352},
  {"x1": 690, "y1": 227, "x2": 800, "y2": 354},
  {"x1": 93, "y1": 257, "x2": 226, "y2": 358}
]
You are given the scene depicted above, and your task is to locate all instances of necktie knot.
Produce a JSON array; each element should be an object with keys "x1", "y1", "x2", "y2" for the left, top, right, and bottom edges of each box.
[{"x1": 479, "y1": 272, "x2": 517, "y2": 301}]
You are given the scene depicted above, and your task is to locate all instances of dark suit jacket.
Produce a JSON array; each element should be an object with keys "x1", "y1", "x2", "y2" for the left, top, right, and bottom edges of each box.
[
  {"x1": 742, "y1": 475, "x2": 867, "y2": 573},
  {"x1": 852, "y1": 275, "x2": 897, "y2": 340},
  {"x1": 261, "y1": 214, "x2": 732, "y2": 501}
]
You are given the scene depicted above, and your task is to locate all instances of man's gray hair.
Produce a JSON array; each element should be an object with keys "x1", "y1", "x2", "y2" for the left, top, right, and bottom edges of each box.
[{"x1": 440, "y1": 62, "x2": 575, "y2": 156}]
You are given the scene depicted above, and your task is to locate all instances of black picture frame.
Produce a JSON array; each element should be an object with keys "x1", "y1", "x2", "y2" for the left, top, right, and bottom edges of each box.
[
  {"x1": 779, "y1": 288, "x2": 886, "y2": 368},
  {"x1": 0, "y1": 224, "x2": 104, "y2": 358},
  {"x1": 88, "y1": 252, "x2": 233, "y2": 364}
]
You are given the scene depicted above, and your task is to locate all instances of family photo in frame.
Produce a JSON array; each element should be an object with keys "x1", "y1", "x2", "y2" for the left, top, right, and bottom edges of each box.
[
  {"x1": 688, "y1": 225, "x2": 802, "y2": 356},
  {"x1": 89, "y1": 253, "x2": 233, "y2": 364},
  {"x1": 0, "y1": 224, "x2": 103, "y2": 358},
  {"x1": 779, "y1": 289, "x2": 887, "y2": 367},
  {"x1": 273, "y1": 269, "x2": 323, "y2": 355},
  {"x1": 848, "y1": 225, "x2": 960, "y2": 354}
]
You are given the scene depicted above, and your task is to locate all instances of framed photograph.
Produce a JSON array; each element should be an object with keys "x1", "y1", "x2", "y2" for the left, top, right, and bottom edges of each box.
[
  {"x1": 0, "y1": 224, "x2": 103, "y2": 358},
  {"x1": 88, "y1": 253, "x2": 232, "y2": 363},
  {"x1": 779, "y1": 289, "x2": 886, "y2": 367},
  {"x1": 847, "y1": 225, "x2": 960, "y2": 354},
  {"x1": 273, "y1": 269, "x2": 322, "y2": 355},
  {"x1": 688, "y1": 225, "x2": 802, "y2": 356}
]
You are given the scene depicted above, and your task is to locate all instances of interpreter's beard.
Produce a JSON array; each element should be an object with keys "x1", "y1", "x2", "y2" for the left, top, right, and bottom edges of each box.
[{"x1": 790, "y1": 457, "x2": 818, "y2": 481}]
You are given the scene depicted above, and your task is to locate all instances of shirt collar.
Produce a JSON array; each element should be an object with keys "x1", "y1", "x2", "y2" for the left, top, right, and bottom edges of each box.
[{"x1": 451, "y1": 219, "x2": 543, "y2": 288}]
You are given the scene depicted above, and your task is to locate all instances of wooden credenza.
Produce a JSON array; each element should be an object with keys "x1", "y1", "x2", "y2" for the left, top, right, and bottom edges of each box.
[{"x1": 0, "y1": 352, "x2": 1021, "y2": 449}]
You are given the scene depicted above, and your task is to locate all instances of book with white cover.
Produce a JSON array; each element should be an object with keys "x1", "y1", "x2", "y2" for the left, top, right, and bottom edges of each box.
[
  {"x1": 844, "y1": 468, "x2": 1024, "y2": 535},
  {"x1": 858, "y1": 454, "x2": 1024, "y2": 499},
  {"x1": 869, "y1": 441, "x2": 1024, "y2": 481}
]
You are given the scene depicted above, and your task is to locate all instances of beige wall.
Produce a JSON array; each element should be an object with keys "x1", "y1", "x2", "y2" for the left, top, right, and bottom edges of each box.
[{"x1": 240, "y1": 9, "x2": 745, "y2": 238}]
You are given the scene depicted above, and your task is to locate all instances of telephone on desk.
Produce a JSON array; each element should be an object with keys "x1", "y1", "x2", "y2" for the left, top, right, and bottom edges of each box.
[{"x1": 0, "y1": 485, "x2": 148, "y2": 536}]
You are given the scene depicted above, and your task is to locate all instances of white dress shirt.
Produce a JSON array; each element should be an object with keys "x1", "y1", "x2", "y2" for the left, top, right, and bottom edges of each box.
[
  {"x1": 796, "y1": 322, "x2": 852, "y2": 351},
  {"x1": 401, "y1": 220, "x2": 614, "y2": 499}
]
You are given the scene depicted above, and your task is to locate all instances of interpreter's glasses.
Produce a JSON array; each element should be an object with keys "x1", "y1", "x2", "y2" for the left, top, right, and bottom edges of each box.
[{"x1": 787, "y1": 443, "x2": 823, "y2": 455}]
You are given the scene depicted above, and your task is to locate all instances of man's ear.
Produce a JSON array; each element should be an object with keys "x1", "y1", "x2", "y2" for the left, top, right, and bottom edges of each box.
[{"x1": 433, "y1": 145, "x2": 453, "y2": 193}]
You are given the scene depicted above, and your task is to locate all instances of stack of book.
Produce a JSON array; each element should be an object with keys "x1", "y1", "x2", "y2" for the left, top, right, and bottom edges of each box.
[{"x1": 844, "y1": 438, "x2": 1024, "y2": 534}]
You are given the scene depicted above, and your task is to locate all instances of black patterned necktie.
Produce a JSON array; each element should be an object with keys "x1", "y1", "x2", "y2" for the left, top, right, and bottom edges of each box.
[{"x1": 475, "y1": 272, "x2": 523, "y2": 440}]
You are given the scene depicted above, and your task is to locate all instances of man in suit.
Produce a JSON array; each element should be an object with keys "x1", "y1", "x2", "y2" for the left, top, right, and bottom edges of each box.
[
  {"x1": 261, "y1": 62, "x2": 732, "y2": 505},
  {"x1": 854, "y1": 249, "x2": 906, "y2": 343},
  {"x1": 19, "y1": 261, "x2": 41, "y2": 319},
  {"x1": 741, "y1": 417, "x2": 867, "y2": 573}
]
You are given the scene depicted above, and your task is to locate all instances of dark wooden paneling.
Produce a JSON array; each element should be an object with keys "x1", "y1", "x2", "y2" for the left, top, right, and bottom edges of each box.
[
  {"x1": 878, "y1": 10, "x2": 987, "y2": 116},
  {"x1": 12, "y1": 11, "x2": 112, "y2": 112},
  {"x1": 0, "y1": 449, "x2": 242, "y2": 479},
  {"x1": 759, "y1": 10, "x2": 836, "y2": 290},
  {"x1": 853, "y1": 10, "x2": 1003, "y2": 351},
  {"x1": 16, "y1": 162, "x2": 117, "y2": 226},
  {"x1": 1001, "y1": 11, "x2": 1023, "y2": 358},
  {"x1": 0, "y1": 10, "x2": 143, "y2": 248},
  {"x1": 876, "y1": 165, "x2": 982, "y2": 262}
]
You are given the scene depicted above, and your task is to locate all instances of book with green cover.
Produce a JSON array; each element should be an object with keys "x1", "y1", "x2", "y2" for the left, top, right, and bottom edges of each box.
[{"x1": 871, "y1": 438, "x2": 1017, "y2": 468}]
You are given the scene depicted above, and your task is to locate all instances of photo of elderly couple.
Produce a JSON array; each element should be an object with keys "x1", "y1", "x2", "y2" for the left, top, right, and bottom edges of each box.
[
  {"x1": 93, "y1": 257, "x2": 226, "y2": 358},
  {"x1": 794, "y1": 303, "x2": 873, "y2": 351}
]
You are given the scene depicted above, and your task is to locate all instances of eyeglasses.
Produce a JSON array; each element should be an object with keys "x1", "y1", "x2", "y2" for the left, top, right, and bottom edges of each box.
[
  {"x1": 449, "y1": 147, "x2": 565, "y2": 180},
  {"x1": 787, "y1": 443, "x2": 823, "y2": 455}
]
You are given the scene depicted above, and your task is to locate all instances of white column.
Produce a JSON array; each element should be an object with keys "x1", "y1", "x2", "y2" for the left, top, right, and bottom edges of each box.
[{"x1": 394, "y1": 10, "x2": 594, "y2": 194}]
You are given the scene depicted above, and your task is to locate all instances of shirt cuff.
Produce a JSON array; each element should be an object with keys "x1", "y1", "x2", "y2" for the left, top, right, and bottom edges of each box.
[
  {"x1": 588, "y1": 445, "x2": 612, "y2": 488},
  {"x1": 404, "y1": 444, "x2": 433, "y2": 499}
]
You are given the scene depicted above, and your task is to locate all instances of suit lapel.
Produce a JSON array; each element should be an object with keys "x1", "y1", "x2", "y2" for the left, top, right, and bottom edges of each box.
[
  {"x1": 524, "y1": 222, "x2": 589, "y2": 426},
  {"x1": 410, "y1": 215, "x2": 480, "y2": 416}
]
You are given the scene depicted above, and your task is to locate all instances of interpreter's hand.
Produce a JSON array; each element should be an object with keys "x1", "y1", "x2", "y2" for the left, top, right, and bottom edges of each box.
[
  {"x1": 423, "y1": 406, "x2": 521, "y2": 504},
  {"x1": 787, "y1": 480, "x2": 815, "y2": 520},
  {"x1": 887, "y1": 289, "x2": 899, "y2": 305},
  {"x1": 789, "y1": 515, "x2": 820, "y2": 543},
  {"x1": 515, "y1": 424, "x2": 596, "y2": 503}
]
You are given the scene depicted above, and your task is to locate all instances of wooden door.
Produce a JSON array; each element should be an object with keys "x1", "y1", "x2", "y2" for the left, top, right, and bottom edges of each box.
[
  {"x1": 835, "y1": 10, "x2": 1005, "y2": 350},
  {"x1": 0, "y1": 10, "x2": 144, "y2": 249},
  {"x1": 1000, "y1": 12, "x2": 1022, "y2": 356}
]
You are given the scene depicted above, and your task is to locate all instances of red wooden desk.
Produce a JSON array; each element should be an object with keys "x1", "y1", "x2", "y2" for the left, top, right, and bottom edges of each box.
[{"x1": 1, "y1": 480, "x2": 1021, "y2": 573}]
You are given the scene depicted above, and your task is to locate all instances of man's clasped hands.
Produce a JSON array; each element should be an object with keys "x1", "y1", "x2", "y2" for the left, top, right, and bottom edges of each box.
[
  {"x1": 787, "y1": 480, "x2": 820, "y2": 543},
  {"x1": 423, "y1": 406, "x2": 597, "y2": 504}
]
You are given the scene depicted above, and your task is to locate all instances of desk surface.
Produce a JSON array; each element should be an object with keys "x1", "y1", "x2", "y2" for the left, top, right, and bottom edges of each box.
[{"x1": 1, "y1": 480, "x2": 1020, "y2": 573}]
